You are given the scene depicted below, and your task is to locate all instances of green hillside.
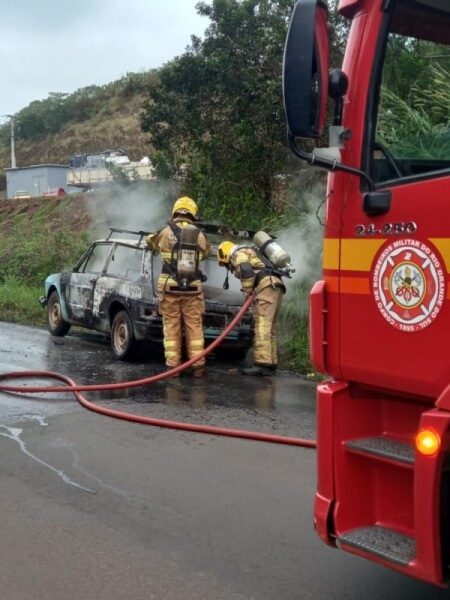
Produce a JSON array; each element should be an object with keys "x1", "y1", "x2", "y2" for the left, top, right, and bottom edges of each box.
[{"x1": 0, "y1": 72, "x2": 158, "y2": 192}]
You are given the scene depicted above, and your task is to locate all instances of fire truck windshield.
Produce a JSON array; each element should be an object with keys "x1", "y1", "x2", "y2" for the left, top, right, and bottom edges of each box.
[
  {"x1": 390, "y1": 0, "x2": 450, "y2": 45},
  {"x1": 370, "y1": 1, "x2": 450, "y2": 186}
]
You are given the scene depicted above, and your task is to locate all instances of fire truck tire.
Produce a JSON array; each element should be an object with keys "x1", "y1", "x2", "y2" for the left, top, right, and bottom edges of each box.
[
  {"x1": 47, "y1": 291, "x2": 71, "y2": 337},
  {"x1": 111, "y1": 310, "x2": 138, "y2": 361}
]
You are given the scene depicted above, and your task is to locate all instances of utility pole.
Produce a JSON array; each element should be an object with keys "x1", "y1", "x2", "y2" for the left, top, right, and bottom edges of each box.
[{"x1": 2, "y1": 115, "x2": 16, "y2": 168}]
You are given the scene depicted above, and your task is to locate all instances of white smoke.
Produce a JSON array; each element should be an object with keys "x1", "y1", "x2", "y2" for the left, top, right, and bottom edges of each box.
[
  {"x1": 274, "y1": 179, "x2": 327, "y2": 302},
  {"x1": 271, "y1": 175, "x2": 327, "y2": 364},
  {"x1": 85, "y1": 180, "x2": 178, "y2": 240}
]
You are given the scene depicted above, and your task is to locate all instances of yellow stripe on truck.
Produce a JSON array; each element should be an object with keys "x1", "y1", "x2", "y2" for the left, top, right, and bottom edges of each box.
[
  {"x1": 322, "y1": 239, "x2": 340, "y2": 270},
  {"x1": 323, "y1": 237, "x2": 450, "y2": 297},
  {"x1": 323, "y1": 239, "x2": 386, "y2": 271},
  {"x1": 325, "y1": 238, "x2": 450, "y2": 273},
  {"x1": 430, "y1": 239, "x2": 450, "y2": 273}
]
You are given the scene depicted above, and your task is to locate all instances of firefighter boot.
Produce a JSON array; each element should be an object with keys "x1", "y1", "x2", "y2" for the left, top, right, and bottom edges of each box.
[
  {"x1": 242, "y1": 363, "x2": 273, "y2": 376},
  {"x1": 192, "y1": 367, "x2": 205, "y2": 378},
  {"x1": 165, "y1": 365, "x2": 180, "y2": 378}
]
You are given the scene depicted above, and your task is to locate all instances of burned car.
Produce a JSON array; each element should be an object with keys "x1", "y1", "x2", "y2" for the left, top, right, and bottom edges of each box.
[{"x1": 39, "y1": 226, "x2": 254, "y2": 360}]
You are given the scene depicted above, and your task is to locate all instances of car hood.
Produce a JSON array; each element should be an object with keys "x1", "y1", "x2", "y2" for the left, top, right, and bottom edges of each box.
[{"x1": 203, "y1": 285, "x2": 245, "y2": 307}]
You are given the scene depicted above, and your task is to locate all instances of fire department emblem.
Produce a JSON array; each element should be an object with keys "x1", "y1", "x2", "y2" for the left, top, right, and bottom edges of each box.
[{"x1": 372, "y1": 240, "x2": 446, "y2": 332}]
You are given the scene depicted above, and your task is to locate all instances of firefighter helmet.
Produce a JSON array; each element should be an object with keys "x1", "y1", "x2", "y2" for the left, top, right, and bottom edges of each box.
[
  {"x1": 217, "y1": 241, "x2": 237, "y2": 266},
  {"x1": 172, "y1": 196, "x2": 198, "y2": 220}
]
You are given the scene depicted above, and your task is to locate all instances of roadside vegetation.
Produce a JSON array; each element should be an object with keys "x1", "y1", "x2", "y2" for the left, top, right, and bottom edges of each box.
[
  {"x1": 0, "y1": 197, "x2": 89, "y2": 327},
  {"x1": 0, "y1": 276, "x2": 44, "y2": 325}
]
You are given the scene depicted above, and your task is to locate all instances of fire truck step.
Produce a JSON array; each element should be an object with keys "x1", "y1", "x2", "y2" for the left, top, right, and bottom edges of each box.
[
  {"x1": 338, "y1": 526, "x2": 416, "y2": 566},
  {"x1": 345, "y1": 436, "x2": 414, "y2": 465}
]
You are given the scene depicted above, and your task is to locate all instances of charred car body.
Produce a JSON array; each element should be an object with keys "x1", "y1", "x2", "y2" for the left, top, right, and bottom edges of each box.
[{"x1": 39, "y1": 227, "x2": 253, "y2": 360}]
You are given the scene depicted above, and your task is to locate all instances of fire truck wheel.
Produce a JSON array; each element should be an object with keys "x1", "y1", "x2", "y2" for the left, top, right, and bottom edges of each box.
[
  {"x1": 47, "y1": 291, "x2": 71, "y2": 337},
  {"x1": 111, "y1": 310, "x2": 138, "y2": 360}
]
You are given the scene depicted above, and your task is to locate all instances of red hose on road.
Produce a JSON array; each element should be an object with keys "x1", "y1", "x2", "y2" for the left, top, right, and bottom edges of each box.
[{"x1": 0, "y1": 294, "x2": 316, "y2": 449}]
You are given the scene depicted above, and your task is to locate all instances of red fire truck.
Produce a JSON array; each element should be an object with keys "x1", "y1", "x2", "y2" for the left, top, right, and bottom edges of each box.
[{"x1": 283, "y1": 0, "x2": 450, "y2": 586}]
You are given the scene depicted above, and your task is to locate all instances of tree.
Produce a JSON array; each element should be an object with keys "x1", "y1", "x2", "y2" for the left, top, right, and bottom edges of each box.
[
  {"x1": 327, "y1": 0, "x2": 350, "y2": 68},
  {"x1": 16, "y1": 93, "x2": 69, "y2": 140},
  {"x1": 140, "y1": 0, "x2": 295, "y2": 227}
]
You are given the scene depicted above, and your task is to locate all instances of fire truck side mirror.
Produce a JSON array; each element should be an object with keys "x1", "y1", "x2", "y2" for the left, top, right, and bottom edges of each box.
[
  {"x1": 363, "y1": 190, "x2": 392, "y2": 217},
  {"x1": 283, "y1": 0, "x2": 329, "y2": 139}
]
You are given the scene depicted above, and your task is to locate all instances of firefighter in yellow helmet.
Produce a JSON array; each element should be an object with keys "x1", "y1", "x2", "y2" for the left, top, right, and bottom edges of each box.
[
  {"x1": 217, "y1": 240, "x2": 285, "y2": 376},
  {"x1": 147, "y1": 197, "x2": 211, "y2": 377}
]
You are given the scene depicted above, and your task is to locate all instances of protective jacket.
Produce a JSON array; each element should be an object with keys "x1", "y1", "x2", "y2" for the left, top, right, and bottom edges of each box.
[
  {"x1": 229, "y1": 246, "x2": 285, "y2": 367},
  {"x1": 146, "y1": 218, "x2": 211, "y2": 370},
  {"x1": 229, "y1": 246, "x2": 286, "y2": 296},
  {"x1": 147, "y1": 218, "x2": 211, "y2": 294}
]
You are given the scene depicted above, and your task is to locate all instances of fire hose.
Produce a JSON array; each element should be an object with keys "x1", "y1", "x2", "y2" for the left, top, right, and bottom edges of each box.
[{"x1": 0, "y1": 293, "x2": 316, "y2": 449}]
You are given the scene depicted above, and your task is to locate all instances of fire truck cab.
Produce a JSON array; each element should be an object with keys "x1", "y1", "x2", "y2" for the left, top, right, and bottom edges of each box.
[{"x1": 283, "y1": 0, "x2": 450, "y2": 586}]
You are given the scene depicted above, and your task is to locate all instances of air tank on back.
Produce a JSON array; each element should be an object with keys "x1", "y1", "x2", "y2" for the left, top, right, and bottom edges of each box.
[
  {"x1": 177, "y1": 224, "x2": 200, "y2": 287},
  {"x1": 253, "y1": 231, "x2": 294, "y2": 272}
]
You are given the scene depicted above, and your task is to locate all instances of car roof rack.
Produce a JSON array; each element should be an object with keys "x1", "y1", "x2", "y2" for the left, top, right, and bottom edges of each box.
[
  {"x1": 197, "y1": 223, "x2": 257, "y2": 239},
  {"x1": 106, "y1": 224, "x2": 274, "y2": 245},
  {"x1": 107, "y1": 228, "x2": 151, "y2": 246},
  {"x1": 197, "y1": 223, "x2": 277, "y2": 240}
]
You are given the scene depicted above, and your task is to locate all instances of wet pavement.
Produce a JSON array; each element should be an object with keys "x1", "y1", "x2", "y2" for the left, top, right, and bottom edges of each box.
[
  {"x1": 0, "y1": 322, "x2": 317, "y2": 440},
  {"x1": 1, "y1": 323, "x2": 449, "y2": 599}
]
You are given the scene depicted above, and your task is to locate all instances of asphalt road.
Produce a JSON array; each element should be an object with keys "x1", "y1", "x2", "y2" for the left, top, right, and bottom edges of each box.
[{"x1": 0, "y1": 323, "x2": 449, "y2": 599}]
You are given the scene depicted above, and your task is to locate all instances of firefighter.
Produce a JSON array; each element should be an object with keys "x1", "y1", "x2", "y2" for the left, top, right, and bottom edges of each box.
[
  {"x1": 217, "y1": 241, "x2": 285, "y2": 376},
  {"x1": 147, "y1": 197, "x2": 211, "y2": 377}
]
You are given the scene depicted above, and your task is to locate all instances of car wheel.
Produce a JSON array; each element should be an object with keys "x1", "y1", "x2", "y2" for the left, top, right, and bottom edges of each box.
[
  {"x1": 47, "y1": 291, "x2": 71, "y2": 336},
  {"x1": 111, "y1": 310, "x2": 137, "y2": 360}
]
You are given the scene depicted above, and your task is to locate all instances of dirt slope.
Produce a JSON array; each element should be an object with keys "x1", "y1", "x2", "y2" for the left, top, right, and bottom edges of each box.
[{"x1": 0, "y1": 195, "x2": 92, "y2": 238}]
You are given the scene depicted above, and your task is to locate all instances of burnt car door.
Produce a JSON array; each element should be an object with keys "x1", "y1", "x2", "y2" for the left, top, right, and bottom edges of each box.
[
  {"x1": 62, "y1": 242, "x2": 113, "y2": 327},
  {"x1": 93, "y1": 243, "x2": 147, "y2": 321}
]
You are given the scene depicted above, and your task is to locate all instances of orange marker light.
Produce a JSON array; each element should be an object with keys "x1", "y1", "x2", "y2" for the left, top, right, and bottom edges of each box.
[{"x1": 416, "y1": 429, "x2": 440, "y2": 456}]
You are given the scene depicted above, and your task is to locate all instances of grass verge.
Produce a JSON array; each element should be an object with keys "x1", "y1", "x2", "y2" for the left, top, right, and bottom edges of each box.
[{"x1": 0, "y1": 275, "x2": 46, "y2": 326}]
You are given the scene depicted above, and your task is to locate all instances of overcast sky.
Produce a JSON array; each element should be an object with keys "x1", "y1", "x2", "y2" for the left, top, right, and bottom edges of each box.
[{"x1": 0, "y1": 0, "x2": 209, "y2": 121}]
